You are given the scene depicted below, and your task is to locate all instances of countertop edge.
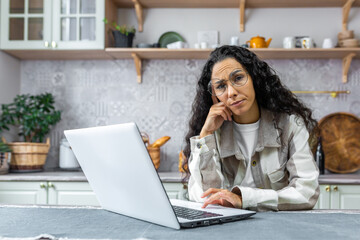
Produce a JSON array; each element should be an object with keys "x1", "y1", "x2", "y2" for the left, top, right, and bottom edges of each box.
[{"x1": 0, "y1": 172, "x2": 360, "y2": 184}]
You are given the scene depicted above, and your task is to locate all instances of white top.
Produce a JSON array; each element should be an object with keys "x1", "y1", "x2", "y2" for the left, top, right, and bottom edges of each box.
[{"x1": 232, "y1": 120, "x2": 260, "y2": 188}]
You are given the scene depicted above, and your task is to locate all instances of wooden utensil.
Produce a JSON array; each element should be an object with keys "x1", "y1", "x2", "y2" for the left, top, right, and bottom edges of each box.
[
  {"x1": 318, "y1": 112, "x2": 360, "y2": 173},
  {"x1": 149, "y1": 136, "x2": 171, "y2": 148}
]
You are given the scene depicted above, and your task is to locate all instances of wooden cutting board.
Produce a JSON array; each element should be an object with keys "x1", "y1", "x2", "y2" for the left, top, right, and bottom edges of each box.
[{"x1": 318, "y1": 112, "x2": 360, "y2": 173}]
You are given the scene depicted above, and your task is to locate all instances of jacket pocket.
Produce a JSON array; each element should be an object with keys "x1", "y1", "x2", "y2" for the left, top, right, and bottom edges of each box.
[{"x1": 268, "y1": 162, "x2": 287, "y2": 183}]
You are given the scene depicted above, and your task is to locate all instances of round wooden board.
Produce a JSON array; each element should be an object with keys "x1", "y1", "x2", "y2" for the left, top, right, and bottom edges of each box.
[{"x1": 318, "y1": 112, "x2": 360, "y2": 173}]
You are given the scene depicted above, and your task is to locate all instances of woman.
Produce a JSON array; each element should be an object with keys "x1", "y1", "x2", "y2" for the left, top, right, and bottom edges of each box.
[{"x1": 183, "y1": 45, "x2": 319, "y2": 211}]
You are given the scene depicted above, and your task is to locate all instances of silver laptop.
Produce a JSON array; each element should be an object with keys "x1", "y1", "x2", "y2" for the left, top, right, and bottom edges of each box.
[{"x1": 64, "y1": 123, "x2": 255, "y2": 229}]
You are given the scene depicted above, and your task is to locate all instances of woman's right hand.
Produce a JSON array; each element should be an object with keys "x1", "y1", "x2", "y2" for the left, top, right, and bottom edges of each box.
[{"x1": 200, "y1": 102, "x2": 232, "y2": 138}]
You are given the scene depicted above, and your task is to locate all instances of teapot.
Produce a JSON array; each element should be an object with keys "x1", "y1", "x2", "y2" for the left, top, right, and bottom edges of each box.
[{"x1": 246, "y1": 36, "x2": 272, "y2": 48}]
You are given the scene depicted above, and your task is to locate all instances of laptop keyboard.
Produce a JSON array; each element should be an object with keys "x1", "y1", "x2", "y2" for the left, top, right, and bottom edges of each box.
[{"x1": 173, "y1": 205, "x2": 223, "y2": 220}]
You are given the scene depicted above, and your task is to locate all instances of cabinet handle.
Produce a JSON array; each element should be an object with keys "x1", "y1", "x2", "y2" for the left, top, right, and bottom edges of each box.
[
  {"x1": 333, "y1": 186, "x2": 338, "y2": 192},
  {"x1": 48, "y1": 182, "x2": 55, "y2": 189},
  {"x1": 51, "y1": 41, "x2": 57, "y2": 48},
  {"x1": 44, "y1": 41, "x2": 50, "y2": 48},
  {"x1": 325, "y1": 185, "x2": 330, "y2": 192},
  {"x1": 40, "y1": 183, "x2": 47, "y2": 189}
]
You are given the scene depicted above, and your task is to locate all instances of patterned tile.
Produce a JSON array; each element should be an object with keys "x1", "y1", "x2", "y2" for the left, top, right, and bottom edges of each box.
[{"x1": 20, "y1": 58, "x2": 360, "y2": 172}]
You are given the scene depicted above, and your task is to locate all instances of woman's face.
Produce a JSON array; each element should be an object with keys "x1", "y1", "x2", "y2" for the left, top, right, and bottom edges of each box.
[{"x1": 211, "y1": 57, "x2": 259, "y2": 123}]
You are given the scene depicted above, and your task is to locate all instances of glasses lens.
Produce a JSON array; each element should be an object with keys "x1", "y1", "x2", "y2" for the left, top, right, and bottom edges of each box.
[
  {"x1": 208, "y1": 71, "x2": 249, "y2": 97},
  {"x1": 230, "y1": 71, "x2": 248, "y2": 87},
  {"x1": 208, "y1": 81, "x2": 225, "y2": 96}
]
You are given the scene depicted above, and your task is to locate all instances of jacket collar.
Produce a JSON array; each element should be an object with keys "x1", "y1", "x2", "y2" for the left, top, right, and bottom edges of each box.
[{"x1": 216, "y1": 108, "x2": 281, "y2": 159}]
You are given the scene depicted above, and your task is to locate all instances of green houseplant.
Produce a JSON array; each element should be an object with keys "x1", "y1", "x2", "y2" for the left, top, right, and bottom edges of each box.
[
  {"x1": 0, "y1": 93, "x2": 61, "y2": 172},
  {"x1": 104, "y1": 18, "x2": 136, "y2": 47}
]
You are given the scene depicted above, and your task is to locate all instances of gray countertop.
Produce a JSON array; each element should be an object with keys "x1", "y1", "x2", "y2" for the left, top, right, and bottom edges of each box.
[
  {"x1": 0, "y1": 170, "x2": 187, "y2": 183},
  {"x1": 0, "y1": 170, "x2": 360, "y2": 184},
  {"x1": 0, "y1": 205, "x2": 359, "y2": 239}
]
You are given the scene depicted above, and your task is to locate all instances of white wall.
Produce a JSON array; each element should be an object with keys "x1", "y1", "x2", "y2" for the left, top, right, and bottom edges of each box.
[
  {"x1": 0, "y1": 51, "x2": 20, "y2": 104},
  {"x1": 118, "y1": 7, "x2": 360, "y2": 48},
  {"x1": 0, "y1": 51, "x2": 21, "y2": 142}
]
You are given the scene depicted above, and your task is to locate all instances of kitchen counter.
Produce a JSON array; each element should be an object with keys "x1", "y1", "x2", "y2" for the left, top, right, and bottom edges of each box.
[
  {"x1": 0, "y1": 171, "x2": 359, "y2": 184},
  {"x1": 0, "y1": 205, "x2": 359, "y2": 239},
  {"x1": 0, "y1": 170, "x2": 187, "y2": 183}
]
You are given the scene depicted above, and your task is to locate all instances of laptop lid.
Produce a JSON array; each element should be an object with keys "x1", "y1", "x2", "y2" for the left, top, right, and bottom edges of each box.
[{"x1": 64, "y1": 123, "x2": 181, "y2": 229}]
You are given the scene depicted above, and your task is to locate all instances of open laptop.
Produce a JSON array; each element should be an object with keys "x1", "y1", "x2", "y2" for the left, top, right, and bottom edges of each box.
[{"x1": 64, "y1": 123, "x2": 255, "y2": 229}]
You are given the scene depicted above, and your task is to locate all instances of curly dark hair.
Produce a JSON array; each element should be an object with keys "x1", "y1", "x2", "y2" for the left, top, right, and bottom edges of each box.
[{"x1": 182, "y1": 45, "x2": 318, "y2": 175}]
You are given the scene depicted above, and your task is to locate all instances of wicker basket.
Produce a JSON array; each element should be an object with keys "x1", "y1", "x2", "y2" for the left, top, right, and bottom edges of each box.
[{"x1": 6, "y1": 138, "x2": 50, "y2": 172}]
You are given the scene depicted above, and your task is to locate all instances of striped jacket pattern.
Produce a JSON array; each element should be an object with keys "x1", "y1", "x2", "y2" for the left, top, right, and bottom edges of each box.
[{"x1": 188, "y1": 108, "x2": 320, "y2": 211}]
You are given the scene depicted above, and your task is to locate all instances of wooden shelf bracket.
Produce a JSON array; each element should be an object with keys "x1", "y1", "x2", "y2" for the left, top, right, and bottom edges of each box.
[
  {"x1": 342, "y1": 0, "x2": 355, "y2": 31},
  {"x1": 132, "y1": 0, "x2": 144, "y2": 32},
  {"x1": 342, "y1": 53, "x2": 356, "y2": 83},
  {"x1": 240, "y1": 0, "x2": 246, "y2": 32},
  {"x1": 131, "y1": 53, "x2": 142, "y2": 83}
]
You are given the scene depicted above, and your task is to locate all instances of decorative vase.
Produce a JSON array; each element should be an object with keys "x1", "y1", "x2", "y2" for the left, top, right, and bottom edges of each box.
[{"x1": 112, "y1": 31, "x2": 135, "y2": 48}]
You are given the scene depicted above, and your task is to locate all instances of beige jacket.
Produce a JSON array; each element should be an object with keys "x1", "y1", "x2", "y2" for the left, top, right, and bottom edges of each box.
[{"x1": 188, "y1": 109, "x2": 319, "y2": 211}]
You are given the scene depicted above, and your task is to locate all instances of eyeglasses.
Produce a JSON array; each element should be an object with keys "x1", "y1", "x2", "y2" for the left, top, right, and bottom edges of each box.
[{"x1": 207, "y1": 70, "x2": 249, "y2": 97}]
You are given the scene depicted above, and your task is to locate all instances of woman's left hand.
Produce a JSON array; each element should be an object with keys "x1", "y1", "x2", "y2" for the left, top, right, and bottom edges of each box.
[{"x1": 201, "y1": 188, "x2": 242, "y2": 209}]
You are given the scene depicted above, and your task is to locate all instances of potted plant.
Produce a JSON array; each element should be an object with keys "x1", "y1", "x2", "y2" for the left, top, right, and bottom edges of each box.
[
  {"x1": 104, "y1": 18, "x2": 136, "y2": 48},
  {"x1": 0, "y1": 93, "x2": 61, "y2": 172},
  {"x1": 0, "y1": 139, "x2": 11, "y2": 174}
]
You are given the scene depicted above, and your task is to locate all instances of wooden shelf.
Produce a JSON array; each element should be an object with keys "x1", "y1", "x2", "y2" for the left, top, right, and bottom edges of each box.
[
  {"x1": 104, "y1": 48, "x2": 360, "y2": 84},
  {"x1": 4, "y1": 48, "x2": 359, "y2": 84},
  {"x1": 105, "y1": 48, "x2": 360, "y2": 60},
  {"x1": 111, "y1": 0, "x2": 360, "y2": 8},
  {"x1": 111, "y1": 0, "x2": 359, "y2": 32},
  {"x1": 4, "y1": 48, "x2": 360, "y2": 60},
  {"x1": 3, "y1": 50, "x2": 113, "y2": 60},
  {"x1": 105, "y1": 48, "x2": 212, "y2": 59}
]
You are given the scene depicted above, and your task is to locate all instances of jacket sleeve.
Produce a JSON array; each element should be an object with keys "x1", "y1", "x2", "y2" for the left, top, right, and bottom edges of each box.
[
  {"x1": 232, "y1": 117, "x2": 319, "y2": 211},
  {"x1": 188, "y1": 134, "x2": 225, "y2": 202}
]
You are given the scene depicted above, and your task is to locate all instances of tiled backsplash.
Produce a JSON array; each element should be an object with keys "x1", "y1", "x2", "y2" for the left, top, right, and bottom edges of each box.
[{"x1": 21, "y1": 58, "x2": 360, "y2": 171}]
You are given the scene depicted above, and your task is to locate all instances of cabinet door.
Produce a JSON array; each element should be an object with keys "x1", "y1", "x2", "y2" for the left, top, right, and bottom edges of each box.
[
  {"x1": 0, "y1": 0, "x2": 52, "y2": 49},
  {"x1": 47, "y1": 181, "x2": 100, "y2": 206},
  {"x1": 314, "y1": 185, "x2": 331, "y2": 209},
  {"x1": 331, "y1": 185, "x2": 360, "y2": 209},
  {"x1": 162, "y1": 182, "x2": 185, "y2": 199},
  {"x1": 51, "y1": 0, "x2": 104, "y2": 49},
  {"x1": 0, "y1": 181, "x2": 47, "y2": 204}
]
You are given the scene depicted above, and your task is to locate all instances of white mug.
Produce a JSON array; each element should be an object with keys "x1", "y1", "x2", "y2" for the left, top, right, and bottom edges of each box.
[
  {"x1": 230, "y1": 36, "x2": 239, "y2": 46},
  {"x1": 200, "y1": 42, "x2": 208, "y2": 49},
  {"x1": 283, "y1": 37, "x2": 295, "y2": 48},
  {"x1": 301, "y1": 37, "x2": 314, "y2": 49},
  {"x1": 322, "y1": 38, "x2": 334, "y2": 48},
  {"x1": 194, "y1": 43, "x2": 200, "y2": 49}
]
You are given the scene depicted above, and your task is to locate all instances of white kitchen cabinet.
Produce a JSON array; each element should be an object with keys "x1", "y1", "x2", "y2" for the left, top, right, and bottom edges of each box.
[
  {"x1": 0, "y1": 181, "x2": 186, "y2": 206},
  {"x1": 0, "y1": 0, "x2": 104, "y2": 50},
  {"x1": 314, "y1": 184, "x2": 360, "y2": 209},
  {"x1": 0, "y1": 181, "x2": 47, "y2": 205},
  {"x1": 47, "y1": 181, "x2": 99, "y2": 206},
  {"x1": 163, "y1": 182, "x2": 187, "y2": 200},
  {"x1": 0, "y1": 181, "x2": 99, "y2": 206}
]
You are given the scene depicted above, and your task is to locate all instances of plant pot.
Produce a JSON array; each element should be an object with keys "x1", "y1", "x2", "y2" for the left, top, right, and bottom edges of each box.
[
  {"x1": 7, "y1": 138, "x2": 50, "y2": 172},
  {"x1": 112, "y1": 31, "x2": 135, "y2": 48},
  {"x1": 0, "y1": 152, "x2": 11, "y2": 174}
]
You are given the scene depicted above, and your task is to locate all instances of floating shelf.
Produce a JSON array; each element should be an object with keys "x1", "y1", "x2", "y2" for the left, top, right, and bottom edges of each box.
[
  {"x1": 111, "y1": 0, "x2": 359, "y2": 32},
  {"x1": 105, "y1": 48, "x2": 360, "y2": 60},
  {"x1": 111, "y1": 0, "x2": 360, "y2": 8},
  {"x1": 5, "y1": 48, "x2": 360, "y2": 60},
  {"x1": 4, "y1": 48, "x2": 360, "y2": 84},
  {"x1": 3, "y1": 50, "x2": 113, "y2": 60},
  {"x1": 105, "y1": 48, "x2": 360, "y2": 84}
]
